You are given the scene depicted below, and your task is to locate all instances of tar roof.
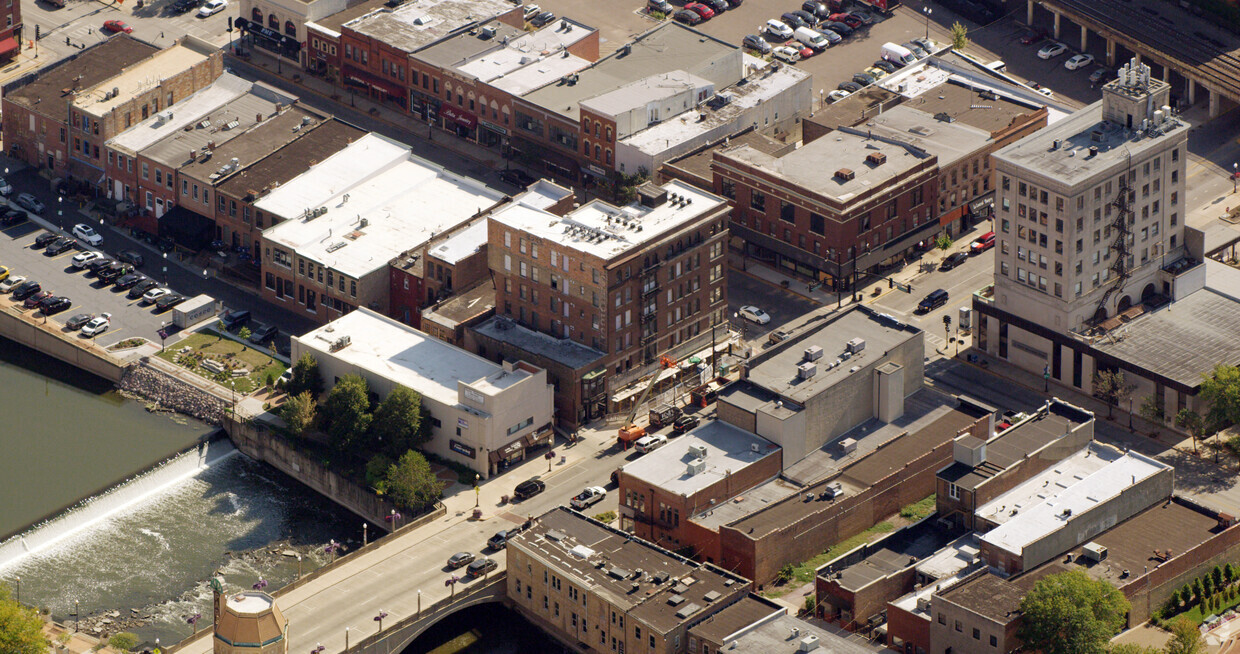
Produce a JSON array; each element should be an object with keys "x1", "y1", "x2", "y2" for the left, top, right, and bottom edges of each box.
[
  {"x1": 182, "y1": 106, "x2": 330, "y2": 181},
  {"x1": 687, "y1": 595, "x2": 780, "y2": 644},
  {"x1": 73, "y1": 42, "x2": 210, "y2": 115},
  {"x1": 414, "y1": 22, "x2": 524, "y2": 69},
  {"x1": 1061, "y1": 499, "x2": 1218, "y2": 587},
  {"x1": 6, "y1": 36, "x2": 158, "y2": 114},
  {"x1": 471, "y1": 316, "x2": 605, "y2": 370},
  {"x1": 344, "y1": 0, "x2": 514, "y2": 54},
  {"x1": 521, "y1": 22, "x2": 738, "y2": 120},
  {"x1": 832, "y1": 521, "x2": 963, "y2": 592},
  {"x1": 903, "y1": 78, "x2": 1043, "y2": 135},
  {"x1": 665, "y1": 130, "x2": 791, "y2": 185},
  {"x1": 422, "y1": 279, "x2": 495, "y2": 327},
  {"x1": 937, "y1": 563, "x2": 1069, "y2": 624},
  {"x1": 691, "y1": 476, "x2": 802, "y2": 530},
  {"x1": 619, "y1": 421, "x2": 779, "y2": 496},
  {"x1": 743, "y1": 308, "x2": 920, "y2": 406},
  {"x1": 142, "y1": 92, "x2": 297, "y2": 167},
  {"x1": 296, "y1": 308, "x2": 520, "y2": 406},
  {"x1": 511, "y1": 507, "x2": 750, "y2": 633},
  {"x1": 107, "y1": 74, "x2": 253, "y2": 155},
  {"x1": 489, "y1": 179, "x2": 726, "y2": 261},
  {"x1": 217, "y1": 119, "x2": 366, "y2": 199},
  {"x1": 1092, "y1": 289, "x2": 1240, "y2": 388},
  {"x1": 938, "y1": 401, "x2": 1094, "y2": 491}
]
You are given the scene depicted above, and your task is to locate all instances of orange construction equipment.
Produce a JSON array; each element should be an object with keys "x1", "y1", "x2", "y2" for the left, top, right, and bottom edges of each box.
[{"x1": 618, "y1": 356, "x2": 676, "y2": 447}]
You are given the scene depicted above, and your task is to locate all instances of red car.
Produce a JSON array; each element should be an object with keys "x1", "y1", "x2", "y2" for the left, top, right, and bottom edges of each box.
[
  {"x1": 1020, "y1": 28, "x2": 1048, "y2": 45},
  {"x1": 798, "y1": 45, "x2": 815, "y2": 58},
  {"x1": 969, "y1": 231, "x2": 995, "y2": 254},
  {"x1": 103, "y1": 20, "x2": 133, "y2": 33},
  {"x1": 685, "y1": 2, "x2": 715, "y2": 18},
  {"x1": 829, "y1": 12, "x2": 862, "y2": 27}
]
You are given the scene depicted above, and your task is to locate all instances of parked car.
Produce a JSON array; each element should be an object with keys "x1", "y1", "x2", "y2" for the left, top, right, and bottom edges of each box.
[
  {"x1": 11, "y1": 280, "x2": 40, "y2": 301},
  {"x1": 939, "y1": 251, "x2": 969, "y2": 271},
  {"x1": 917, "y1": 289, "x2": 949, "y2": 313},
  {"x1": 220, "y1": 309, "x2": 251, "y2": 331},
  {"x1": 15, "y1": 193, "x2": 44, "y2": 214},
  {"x1": 772, "y1": 45, "x2": 802, "y2": 63},
  {"x1": 852, "y1": 71, "x2": 877, "y2": 86},
  {"x1": 828, "y1": 89, "x2": 851, "y2": 103},
  {"x1": 742, "y1": 34, "x2": 772, "y2": 54},
  {"x1": 466, "y1": 558, "x2": 498, "y2": 578},
  {"x1": 117, "y1": 250, "x2": 145, "y2": 267},
  {"x1": 499, "y1": 169, "x2": 536, "y2": 187},
  {"x1": 850, "y1": 9, "x2": 876, "y2": 24},
  {"x1": 791, "y1": 10, "x2": 818, "y2": 26},
  {"x1": 81, "y1": 313, "x2": 112, "y2": 337},
  {"x1": 822, "y1": 21, "x2": 853, "y2": 37},
  {"x1": 647, "y1": 0, "x2": 673, "y2": 13},
  {"x1": 635, "y1": 434, "x2": 668, "y2": 453},
  {"x1": 530, "y1": 10, "x2": 555, "y2": 26},
  {"x1": 128, "y1": 279, "x2": 160, "y2": 299},
  {"x1": 141, "y1": 287, "x2": 171, "y2": 304},
  {"x1": 871, "y1": 59, "x2": 898, "y2": 73},
  {"x1": 171, "y1": 0, "x2": 200, "y2": 13},
  {"x1": 911, "y1": 37, "x2": 935, "y2": 54},
  {"x1": 24, "y1": 290, "x2": 53, "y2": 309},
  {"x1": 725, "y1": 0, "x2": 743, "y2": 7},
  {"x1": 1019, "y1": 28, "x2": 1048, "y2": 45},
  {"x1": 197, "y1": 0, "x2": 227, "y2": 16},
  {"x1": 513, "y1": 477, "x2": 545, "y2": 500},
  {"x1": 45, "y1": 237, "x2": 76, "y2": 256},
  {"x1": 1038, "y1": 42, "x2": 1067, "y2": 59},
  {"x1": 818, "y1": 28, "x2": 842, "y2": 44},
  {"x1": 1065, "y1": 53, "x2": 1095, "y2": 70},
  {"x1": 672, "y1": 415, "x2": 701, "y2": 435},
  {"x1": 701, "y1": 0, "x2": 728, "y2": 14},
  {"x1": 155, "y1": 293, "x2": 186, "y2": 311},
  {"x1": 522, "y1": 3, "x2": 541, "y2": 20},
  {"x1": 96, "y1": 263, "x2": 134, "y2": 283},
  {"x1": 0, "y1": 266, "x2": 10, "y2": 283},
  {"x1": 0, "y1": 275, "x2": 27, "y2": 293},
  {"x1": 970, "y1": 231, "x2": 996, "y2": 254},
  {"x1": 837, "y1": 81, "x2": 862, "y2": 93},
  {"x1": 739, "y1": 305, "x2": 771, "y2": 324},
  {"x1": 64, "y1": 313, "x2": 94, "y2": 330},
  {"x1": 249, "y1": 324, "x2": 278, "y2": 345},
  {"x1": 765, "y1": 18, "x2": 793, "y2": 40},
  {"x1": 779, "y1": 11, "x2": 807, "y2": 28},
  {"x1": 673, "y1": 9, "x2": 702, "y2": 24},
  {"x1": 0, "y1": 209, "x2": 24, "y2": 226},
  {"x1": 863, "y1": 65, "x2": 889, "y2": 80},
  {"x1": 0, "y1": 178, "x2": 12, "y2": 196},
  {"x1": 103, "y1": 19, "x2": 133, "y2": 33},
  {"x1": 769, "y1": 328, "x2": 793, "y2": 344},
  {"x1": 34, "y1": 232, "x2": 59, "y2": 248},
  {"x1": 685, "y1": 3, "x2": 714, "y2": 19},
  {"x1": 40, "y1": 296, "x2": 71, "y2": 314},
  {"x1": 570, "y1": 486, "x2": 607, "y2": 510},
  {"x1": 803, "y1": 0, "x2": 830, "y2": 18},
  {"x1": 487, "y1": 529, "x2": 519, "y2": 550},
  {"x1": 447, "y1": 552, "x2": 476, "y2": 569},
  {"x1": 85, "y1": 258, "x2": 116, "y2": 275},
  {"x1": 903, "y1": 41, "x2": 929, "y2": 58},
  {"x1": 72, "y1": 251, "x2": 104, "y2": 269},
  {"x1": 114, "y1": 273, "x2": 147, "y2": 290},
  {"x1": 1089, "y1": 68, "x2": 1111, "y2": 84}
]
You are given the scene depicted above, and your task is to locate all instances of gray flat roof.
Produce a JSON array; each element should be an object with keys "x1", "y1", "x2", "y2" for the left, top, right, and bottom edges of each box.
[
  {"x1": 344, "y1": 0, "x2": 514, "y2": 54},
  {"x1": 413, "y1": 22, "x2": 524, "y2": 69},
  {"x1": 471, "y1": 316, "x2": 605, "y2": 370},
  {"x1": 834, "y1": 520, "x2": 963, "y2": 592},
  {"x1": 907, "y1": 78, "x2": 1043, "y2": 135},
  {"x1": 1092, "y1": 288, "x2": 1240, "y2": 388},
  {"x1": 857, "y1": 104, "x2": 991, "y2": 169},
  {"x1": 938, "y1": 401, "x2": 1094, "y2": 491},
  {"x1": 691, "y1": 476, "x2": 803, "y2": 530},
  {"x1": 619, "y1": 421, "x2": 779, "y2": 497},
  {"x1": 217, "y1": 118, "x2": 367, "y2": 198},
  {"x1": 744, "y1": 308, "x2": 920, "y2": 406},
  {"x1": 727, "y1": 613, "x2": 880, "y2": 654},
  {"x1": 182, "y1": 106, "x2": 330, "y2": 181},
  {"x1": 687, "y1": 595, "x2": 781, "y2": 645},
  {"x1": 5, "y1": 36, "x2": 158, "y2": 114},
  {"x1": 521, "y1": 22, "x2": 737, "y2": 120},
  {"x1": 142, "y1": 93, "x2": 292, "y2": 167},
  {"x1": 422, "y1": 280, "x2": 495, "y2": 328}
]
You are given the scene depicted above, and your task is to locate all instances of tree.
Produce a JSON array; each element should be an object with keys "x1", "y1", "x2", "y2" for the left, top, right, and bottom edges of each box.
[
  {"x1": 365, "y1": 454, "x2": 394, "y2": 492},
  {"x1": 950, "y1": 21, "x2": 970, "y2": 51},
  {"x1": 1214, "y1": 565, "x2": 1224, "y2": 587},
  {"x1": 237, "y1": 326, "x2": 252, "y2": 341},
  {"x1": 1176, "y1": 409, "x2": 1207, "y2": 457},
  {"x1": 108, "y1": 633, "x2": 139, "y2": 652},
  {"x1": 384, "y1": 449, "x2": 442, "y2": 511},
  {"x1": 320, "y1": 374, "x2": 372, "y2": 452},
  {"x1": 1200, "y1": 364, "x2": 1240, "y2": 431},
  {"x1": 0, "y1": 584, "x2": 47, "y2": 654},
  {"x1": 1164, "y1": 617, "x2": 1203, "y2": 654},
  {"x1": 1194, "y1": 578, "x2": 1205, "y2": 604},
  {"x1": 286, "y1": 353, "x2": 324, "y2": 397},
  {"x1": 1018, "y1": 570, "x2": 1130, "y2": 654},
  {"x1": 279, "y1": 391, "x2": 317, "y2": 437},
  {"x1": 1093, "y1": 370, "x2": 1134, "y2": 419},
  {"x1": 1227, "y1": 563, "x2": 1235, "y2": 583},
  {"x1": 1139, "y1": 395, "x2": 1166, "y2": 427},
  {"x1": 776, "y1": 563, "x2": 795, "y2": 584},
  {"x1": 1107, "y1": 645, "x2": 1160, "y2": 654},
  {"x1": 370, "y1": 385, "x2": 432, "y2": 457}
]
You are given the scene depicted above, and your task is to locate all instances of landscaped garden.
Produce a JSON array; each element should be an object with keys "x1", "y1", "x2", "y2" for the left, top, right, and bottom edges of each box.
[{"x1": 158, "y1": 329, "x2": 287, "y2": 394}]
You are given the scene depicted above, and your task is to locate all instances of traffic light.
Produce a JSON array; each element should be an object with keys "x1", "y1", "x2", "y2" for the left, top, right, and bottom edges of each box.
[{"x1": 34, "y1": 24, "x2": 39, "y2": 40}]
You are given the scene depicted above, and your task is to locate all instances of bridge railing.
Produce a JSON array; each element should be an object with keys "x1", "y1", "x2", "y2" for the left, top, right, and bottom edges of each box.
[{"x1": 343, "y1": 571, "x2": 507, "y2": 654}]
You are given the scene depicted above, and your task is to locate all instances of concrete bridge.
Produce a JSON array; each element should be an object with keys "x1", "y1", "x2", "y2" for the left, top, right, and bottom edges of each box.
[{"x1": 343, "y1": 572, "x2": 507, "y2": 654}]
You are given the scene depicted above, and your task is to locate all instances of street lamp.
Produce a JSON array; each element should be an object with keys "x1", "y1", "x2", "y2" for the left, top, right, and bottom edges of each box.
[
  {"x1": 1233, "y1": 162, "x2": 1237, "y2": 193},
  {"x1": 187, "y1": 612, "x2": 202, "y2": 635},
  {"x1": 1129, "y1": 397, "x2": 1134, "y2": 431},
  {"x1": 417, "y1": 590, "x2": 422, "y2": 615},
  {"x1": 474, "y1": 474, "x2": 480, "y2": 508},
  {"x1": 162, "y1": 251, "x2": 168, "y2": 285},
  {"x1": 57, "y1": 196, "x2": 62, "y2": 226},
  {"x1": 362, "y1": 522, "x2": 368, "y2": 547},
  {"x1": 923, "y1": 6, "x2": 932, "y2": 40},
  {"x1": 13, "y1": 576, "x2": 17, "y2": 605},
  {"x1": 388, "y1": 509, "x2": 402, "y2": 531},
  {"x1": 345, "y1": 627, "x2": 351, "y2": 650},
  {"x1": 374, "y1": 609, "x2": 388, "y2": 632},
  {"x1": 160, "y1": 320, "x2": 169, "y2": 352},
  {"x1": 325, "y1": 539, "x2": 341, "y2": 563},
  {"x1": 74, "y1": 600, "x2": 80, "y2": 632},
  {"x1": 296, "y1": 554, "x2": 302, "y2": 579}
]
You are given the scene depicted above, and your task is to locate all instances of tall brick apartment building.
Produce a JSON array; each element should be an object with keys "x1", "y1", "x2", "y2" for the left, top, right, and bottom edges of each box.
[
  {"x1": 487, "y1": 179, "x2": 730, "y2": 393},
  {"x1": 0, "y1": 0, "x2": 22, "y2": 64}
]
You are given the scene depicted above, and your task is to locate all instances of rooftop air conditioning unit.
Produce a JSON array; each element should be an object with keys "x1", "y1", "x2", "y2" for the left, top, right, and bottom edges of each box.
[
  {"x1": 688, "y1": 444, "x2": 707, "y2": 459},
  {"x1": 916, "y1": 597, "x2": 931, "y2": 612},
  {"x1": 866, "y1": 152, "x2": 886, "y2": 166},
  {"x1": 480, "y1": 25, "x2": 496, "y2": 38},
  {"x1": 797, "y1": 362, "x2": 816, "y2": 379},
  {"x1": 838, "y1": 438, "x2": 857, "y2": 454},
  {"x1": 798, "y1": 635, "x2": 820, "y2": 652},
  {"x1": 686, "y1": 458, "x2": 706, "y2": 476},
  {"x1": 835, "y1": 168, "x2": 855, "y2": 181},
  {"x1": 803, "y1": 345, "x2": 823, "y2": 362},
  {"x1": 846, "y1": 337, "x2": 866, "y2": 353},
  {"x1": 1082, "y1": 542, "x2": 1108, "y2": 563}
]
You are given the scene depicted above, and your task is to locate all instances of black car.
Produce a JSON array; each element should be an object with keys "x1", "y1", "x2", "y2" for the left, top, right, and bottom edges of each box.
[
  {"x1": 44, "y1": 237, "x2": 76, "y2": 256},
  {"x1": 803, "y1": 0, "x2": 830, "y2": 17},
  {"x1": 0, "y1": 209, "x2": 24, "y2": 227},
  {"x1": 673, "y1": 9, "x2": 702, "y2": 24},
  {"x1": 11, "y1": 280, "x2": 40, "y2": 300},
  {"x1": 249, "y1": 324, "x2": 278, "y2": 345},
  {"x1": 872, "y1": 59, "x2": 898, "y2": 73},
  {"x1": 837, "y1": 81, "x2": 862, "y2": 93},
  {"x1": 155, "y1": 293, "x2": 186, "y2": 311},
  {"x1": 114, "y1": 273, "x2": 148, "y2": 290},
  {"x1": 64, "y1": 313, "x2": 94, "y2": 330},
  {"x1": 117, "y1": 250, "x2": 145, "y2": 267},
  {"x1": 513, "y1": 477, "x2": 545, "y2": 500},
  {"x1": 127, "y1": 278, "x2": 160, "y2": 299},
  {"x1": 220, "y1": 309, "x2": 252, "y2": 331},
  {"x1": 24, "y1": 290, "x2": 52, "y2": 309},
  {"x1": 780, "y1": 11, "x2": 807, "y2": 28},
  {"x1": 791, "y1": 9, "x2": 818, "y2": 25},
  {"x1": 918, "y1": 289, "x2": 949, "y2": 312},
  {"x1": 499, "y1": 169, "x2": 536, "y2": 187},
  {"x1": 40, "y1": 296, "x2": 71, "y2": 315},
  {"x1": 85, "y1": 258, "x2": 116, "y2": 276},
  {"x1": 939, "y1": 251, "x2": 969, "y2": 271},
  {"x1": 96, "y1": 263, "x2": 135, "y2": 283},
  {"x1": 466, "y1": 558, "x2": 498, "y2": 578},
  {"x1": 724, "y1": 0, "x2": 743, "y2": 7},
  {"x1": 742, "y1": 34, "x2": 772, "y2": 54},
  {"x1": 530, "y1": 10, "x2": 555, "y2": 26},
  {"x1": 34, "y1": 232, "x2": 59, "y2": 248},
  {"x1": 672, "y1": 415, "x2": 701, "y2": 435},
  {"x1": 852, "y1": 71, "x2": 877, "y2": 86},
  {"x1": 171, "y1": 0, "x2": 199, "y2": 13},
  {"x1": 702, "y1": 0, "x2": 728, "y2": 13},
  {"x1": 822, "y1": 21, "x2": 853, "y2": 37}
]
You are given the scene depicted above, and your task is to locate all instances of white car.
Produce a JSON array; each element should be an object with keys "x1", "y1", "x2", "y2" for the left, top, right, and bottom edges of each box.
[
  {"x1": 72, "y1": 251, "x2": 103, "y2": 268},
  {"x1": 635, "y1": 434, "x2": 667, "y2": 454},
  {"x1": 765, "y1": 19, "x2": 793, "y2": 40},
  {"x1": 1037, "y1": 87, "x2": 1054, "y2": 98},
  {"x1": 772, "y1": 45, "x2": 801, "y2": 63},
  {"x1": 197, "y1": 0, "x2": 227, "y2": 16},
  {"x1": 1037, "y1": 42, "x2": 1067, "y2": 59},
  {"x1": 80, "y1": 312, "x2": 112, "y2": 337},
  {"x1": 522, "y1": 3, "x2": 540, "y2": 19},
  {"x1": 0, "y1": 275, "x2": 26, "y2": 292},
  {"x1": 72, "y1": 224, "x2": 103, "y2": 246},
  {"x1": 570, "y1": 486, "x2": 607, "y2": 510},
  {"x1": 828, "y1": 89, "x2": 851, "y2": 103},
  {"x1": 142, "y1": 287, "x2": 170, "y2": 304},
  {"x1": 1064, "y1": 53, "x2": 1095, "y2": 70},
  {"x1": 739, "y1": 305, "x2": 771, "y2": 325},
  {"x1": 0, "y1": 178, "x2": 12, "y2": 196}
]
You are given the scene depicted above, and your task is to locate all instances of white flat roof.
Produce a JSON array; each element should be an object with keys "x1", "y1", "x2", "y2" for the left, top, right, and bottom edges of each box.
[
  {"x1": 619, "y1": 421, "x2": 779, "y2": 496},
  {"x1": 258, "y1": 134, "x2": 503, "y2": 278},
  {"x1": 975, "y1": 442, "x2": 1117, "y2": 527},
  {"x1": 226, "y1": 592, "x2": 273, "y2": 614},
  {"x1": 979, "y1": 445, "x2": 1171, "y2": 555},
  {"x1": 490, "y1": 179, "x2": 725, "y2": 260},
  {"x1": 915, "y1": 533, "x2": 980, "y2": 581},
  {"x1": 75, "y1": 44, "x2": 209, "y2": 114},
  {"x1": 107, "y1": 74, "x2": 252, "y2": 154},
  {"x1": 455, "y1": 20, "x2": 595, "y2": 95},
  {"x1": 297, "y1": 308, "x2": 525, "y2": 406},
  {"x1": 429, "y1": 220, "x2": 487, "y2": 264},
  {"x1": 515, "y1": 180, "x2": 574, "y2": 210}
]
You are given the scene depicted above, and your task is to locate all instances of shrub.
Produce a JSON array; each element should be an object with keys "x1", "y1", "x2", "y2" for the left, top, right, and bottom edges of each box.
[
  {"x1": 109, "y1": 633, "x2": 140, "y2": 652},
  {"x1": 804, "y1": 595, "x2": 816, "y2": 614},
  {"x1": 776, "y1": 563, "x2": 795, "y2": 584},
  {"x1": 1228, "y1": 563, "x2": 1236, "y2": 582},
  {"x1": 593, "y1": 511, "x2": 617, "y2": 524}
]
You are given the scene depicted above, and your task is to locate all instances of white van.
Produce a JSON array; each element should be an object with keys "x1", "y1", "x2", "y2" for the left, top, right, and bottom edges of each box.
[
  {"x1": 880, "y1": 42, "x2": 917, "y2": 67},
  {"x1": 794, "y1": 26, "x2": 830, "y2": 51}
]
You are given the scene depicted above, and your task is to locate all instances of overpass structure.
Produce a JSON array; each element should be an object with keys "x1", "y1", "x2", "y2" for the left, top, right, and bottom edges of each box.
[{"x1": 344, "y1": 573, "x2": 507, "y2": 654}]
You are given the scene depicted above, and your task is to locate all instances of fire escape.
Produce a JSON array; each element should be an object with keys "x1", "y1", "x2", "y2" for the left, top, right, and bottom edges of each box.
[
  {"x1": 640, "y1": 255, "x2": 662, "y2": 363},
  {"x1": 1093, "y1": 173, "x2": 1135, "y2": 322}
]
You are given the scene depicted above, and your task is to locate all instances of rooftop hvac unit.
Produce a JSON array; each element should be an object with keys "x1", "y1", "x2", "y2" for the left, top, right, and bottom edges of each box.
[
  {"x1": 1082, "y1": 542, "x2": 1108, "y2": 563},
  {"x1": 687, "y1": 444, "x2": 708, "y2": 459},
  {"x1": 835, "y1": 168, "x2": 855, "y2": 181},
  {"x1": 916, "y1": 597, "x2": 931, "y2": 612},
  {"x1": 480, "y1": 25, "x2": 496, "y2": 38},
  {"x1": 798, "y1": 635, "x2": 820, "y2": 652},
  {"x1": 838, "y1": 438, "x2": 857, "y2": 454},
  {"x1": 866, "y1": 152, "x2": 886, "y2": 166},
  {"x1": 803, "y1": 345, "x2": 823, "y2": 362},
  {"x1": 846, "y1": 337, "x2": 866, "y2": 353},
  {"x1": 686, "y1": 458, "x2": 706, "y2": 476},
  {"x1": 797, "y1": 362, "x2": 817, "y2": 379}
]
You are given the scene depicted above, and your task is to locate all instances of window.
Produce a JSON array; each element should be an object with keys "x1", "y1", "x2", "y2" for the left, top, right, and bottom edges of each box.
[
  {"x1": 749, "y1": 190, "x2": 766, "y2": 212},
  {"x1": 720, "y1": 179, "x2": 735, "y2": 199},
  {"x1": 955, "y1": 620, "x2": 962, "y2": 633},
  {"x1": 780, "y1": 201, "x2": 795, "y2": 223},
  {"x1": 990, "y1": 635, "x2": 998, "y2": 647},
  {"x1": 938, "y1": 614, "x2": 946, "y2": 625},
  {"x1": 948, "y1": 483, "x2": 959, "y2": 500},
  {"x1": 973, "y1": 628, "x2": 980, "y2": 640}
]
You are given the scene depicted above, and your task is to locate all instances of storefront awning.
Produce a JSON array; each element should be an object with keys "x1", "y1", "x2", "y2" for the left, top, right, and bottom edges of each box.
[{"x1": 0, "y1": 37, "x2": 19, "y2": 57}]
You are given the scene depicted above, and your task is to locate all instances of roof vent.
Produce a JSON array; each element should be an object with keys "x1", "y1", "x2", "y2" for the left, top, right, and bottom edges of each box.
[
  {"x1": 1089, "y1": 146, "x2": 1099, "y2": 157},
  {"x1": 835, "y1": 168, "x2": 855, "y2": 181},
  {"x1": 1052, "y1": 138, "x2": 1062, "y2": 149},
  {"x1": 866, "y1": 152, "x2": 886, "y2": 166}
]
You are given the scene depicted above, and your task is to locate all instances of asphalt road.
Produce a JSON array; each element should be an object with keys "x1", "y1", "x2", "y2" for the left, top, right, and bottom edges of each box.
[{"x1": 727, "y1": 268, "x2": 823, "y2": 348}]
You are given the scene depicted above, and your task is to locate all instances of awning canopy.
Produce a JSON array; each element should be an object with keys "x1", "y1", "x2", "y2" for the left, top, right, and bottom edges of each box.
[{"x1": 0, "y1": 37, "x2": 19, "y2": 57}]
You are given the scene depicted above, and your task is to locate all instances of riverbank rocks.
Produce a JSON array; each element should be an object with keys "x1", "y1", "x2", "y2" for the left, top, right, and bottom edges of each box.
[{"x1": 117, "y1": 363, "x2": 226, "y2": 425}]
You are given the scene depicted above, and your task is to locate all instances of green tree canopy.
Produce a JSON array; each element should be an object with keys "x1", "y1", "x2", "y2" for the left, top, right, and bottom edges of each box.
[
  {"x1": 1018, "y1": 570, "x2": 1130, "y2": 654},
  {"x1": 384, "y1": 449, "x2": 442, "y2": 511},
  {"x1": 0, "y1": 584, "x2": 46, "y2": 654},
  {"x1": 1164, "y1": 617, "x2": 1204, "y2": 654},
  {"x1": 1107, "y1": 645, "x2": 1161, "y2": 654},
  {"x1": 279, "y1": 391, "x2": 317, "y2": 437},
  {"x1": 320, "y1": 374, "x2": 373, "y2": 452},
  {"x1": 950, "y1": 21, "x2": 970, "y2": 50},
  {"x1": 286, "y1": 352, "x2": 324, "y2": 397},
  {"x1": 1200, "y1": 364, "x2": 1240, "y2": 431},
  {"x1": 1093, "y1": 369, "x2": 1134, "y2": 418},
  {"x1": 370, "y1": 385, "x2": 432, "y2": 457}
]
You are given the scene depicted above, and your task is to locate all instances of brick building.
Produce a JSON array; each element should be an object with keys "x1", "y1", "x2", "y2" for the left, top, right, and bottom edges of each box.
[
  {"x1": 686, "y1": 594, "x2": 878, "y2": 654},
  {"x1": 388, "y1": 219, "x2": 491, "y2": 328},
  {"x1": 506, "y1": 507, "x2": 751, "y2": 654},
  {"x1": 303, "y1": 0, "x2": 385, "y2": 80},
  {"x1": 420, "y1": 280, "x2": 495, "y2": 347},
  {"x1": 487, "y1": 178, "x2": 730, "y2": 400},
  {"x1": 0, "y1": 0, "x2": 22, "y2": 64}
]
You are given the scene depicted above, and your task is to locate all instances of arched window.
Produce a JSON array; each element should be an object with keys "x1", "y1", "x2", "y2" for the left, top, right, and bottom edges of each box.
[
  {"x1": 285, "y1": 21, "x2": 296, "y2": 36},
  {"x1": 251, "y1": 8, "x2": 263, "y2": 23},
  {"x1": 606, "y1": 149, "x2": 612, "y2": 165},
  {"x1": 268, "y1": 13, "x2": 279, "y2": 29}
]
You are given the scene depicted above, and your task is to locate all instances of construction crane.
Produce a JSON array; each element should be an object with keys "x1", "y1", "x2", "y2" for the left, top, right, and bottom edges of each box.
[{"x1": 618, "y1": 355, "x2": 677, "y2": 447}]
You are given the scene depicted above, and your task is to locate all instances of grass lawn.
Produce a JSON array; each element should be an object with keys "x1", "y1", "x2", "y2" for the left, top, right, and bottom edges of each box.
[
  {"x1": 900, "y1": 494, "x2": 937, "y2": 521},
  {"x1": 1171, "y1": 590, "x2": 1240, "y2": 625},
  {"x1": 158, "y1": 329, "x2": 286, "y2": 394}
]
